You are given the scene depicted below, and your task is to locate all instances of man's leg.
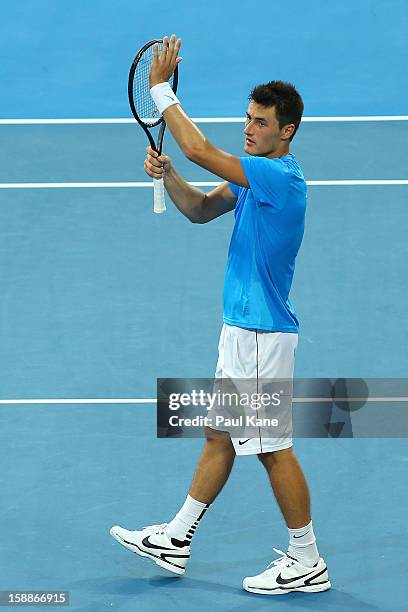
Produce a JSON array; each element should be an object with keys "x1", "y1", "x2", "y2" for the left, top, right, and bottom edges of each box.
[
  {"x1": 189, "y1": 427, "x2": 236, "y2": 503},
  {"x1": 165, "y1": 428, "x2": 235, "y2": 544},
  {"x1": 110, "y1": 427, "x2": 235, "y2": 575},
  {"x1": 258, "y1": 447, "x2": 320, "y2": 567},
  {"x1": 258, "y1": 447, "x2": 310, "y2": 528},
  {"x1": 242, "y1": 446, "x2": 330, "y2": 595}
]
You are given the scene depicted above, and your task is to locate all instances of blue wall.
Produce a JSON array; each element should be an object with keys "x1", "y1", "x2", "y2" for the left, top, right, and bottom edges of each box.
[{"x1": 1, "y1": 0, "x2": 407, "y2": 118}]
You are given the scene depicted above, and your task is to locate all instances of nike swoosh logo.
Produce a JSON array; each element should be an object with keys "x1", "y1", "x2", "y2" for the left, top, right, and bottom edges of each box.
[
  {"x1": 164, "y1": 94, "x2": 175, "y2": 100},
  {"x1": 276, "y1": 569, "x2": 316, "y2": 585},
  {"x1": 303, "y1": 565, "x2": 327, "y2": 586},
  {"x1": 238, "y1": 439, "x2": 251, "y2": 445},
  {"x1": 293, "y1": 529, "x2": 311, "y2": 538},
  {"x1": 139, "y1": 545, "x2": 189, "y2": 566},
  {"x1": 140, "y1": 535, "x2": 176, "y2": 551}
]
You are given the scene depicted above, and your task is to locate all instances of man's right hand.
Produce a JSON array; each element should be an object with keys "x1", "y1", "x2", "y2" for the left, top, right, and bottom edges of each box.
[{"x1": 144, "y1": 146, "x2": 172, "y2": 179}]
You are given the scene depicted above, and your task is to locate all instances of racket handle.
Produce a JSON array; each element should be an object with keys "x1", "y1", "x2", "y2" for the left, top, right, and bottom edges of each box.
[{"x1": 153, "y1": 178, "x2": 166, "y2": 214}]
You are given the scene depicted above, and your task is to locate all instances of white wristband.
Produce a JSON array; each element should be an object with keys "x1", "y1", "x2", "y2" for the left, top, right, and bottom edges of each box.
[{"x1": 150, "y1": 82, "x2": 180, "y2": 115}]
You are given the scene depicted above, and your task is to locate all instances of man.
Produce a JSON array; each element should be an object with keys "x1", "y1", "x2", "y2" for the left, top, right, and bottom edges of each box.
[{"x1": 111, "y1": 35, "x2": 331, "y2": 596}]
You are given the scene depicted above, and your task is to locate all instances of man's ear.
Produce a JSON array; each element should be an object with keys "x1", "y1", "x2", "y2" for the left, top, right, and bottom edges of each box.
[{"x1": 281, "y1": 124, "x2": 296, "y2": 141}]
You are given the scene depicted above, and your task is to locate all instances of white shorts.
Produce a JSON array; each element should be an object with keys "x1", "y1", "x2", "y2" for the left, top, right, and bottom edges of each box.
[{"x1": 213, "y1": 323, "x2": 298, "y2": 455}]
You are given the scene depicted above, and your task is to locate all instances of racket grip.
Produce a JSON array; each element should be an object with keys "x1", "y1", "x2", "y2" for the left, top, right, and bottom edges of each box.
[{"x1": 153, "y1": 178, "x2": 166, "y2": 214}]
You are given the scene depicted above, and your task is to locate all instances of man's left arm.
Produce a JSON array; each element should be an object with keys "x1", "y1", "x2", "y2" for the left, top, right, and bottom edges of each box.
[{"x1": 149, "y1": 35, "x2": 249, "y2": 188}]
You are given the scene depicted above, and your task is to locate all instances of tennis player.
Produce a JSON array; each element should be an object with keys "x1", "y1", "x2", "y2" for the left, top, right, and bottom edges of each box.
[{"x1": 111, "y1": 35, "x2": 331, "y2": 596}]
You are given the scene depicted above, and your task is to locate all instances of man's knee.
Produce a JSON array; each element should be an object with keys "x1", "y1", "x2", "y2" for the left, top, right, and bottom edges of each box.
[
  {"x1": 257, "y1": 447, "x2": 294, "y2": 467},
  {"x1": 204, "y1": 427, "x2": 234, "y2": 449}
]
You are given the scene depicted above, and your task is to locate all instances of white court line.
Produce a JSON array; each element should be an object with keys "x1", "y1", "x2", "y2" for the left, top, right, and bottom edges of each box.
[
  {"x1": 0, "y1": 181, "x2": 221, "y2": 189},
  {"x1": 1, "y1": 116, "x2": 408, "y2": 125},
  {"x1": 0, "y1": 399, "x2": 156, "y2": 405},
  {"x1": 294, "y1": 397, "x2": 408, "y2": 402},
  {"x1": 1, "y1": 180, "x2": 408, "y2": 189},
  {"x1": 0, "y1": 397, "x2": 407, "y2": 405},
  {"x1": 308, "y1": 180, "x2": 408, "y2": 186}
]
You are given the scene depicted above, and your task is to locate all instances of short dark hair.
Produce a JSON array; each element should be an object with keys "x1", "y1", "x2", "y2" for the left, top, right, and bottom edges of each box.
[{"x1": 249, "y1": 81, "x2": 304, "y2": 141}]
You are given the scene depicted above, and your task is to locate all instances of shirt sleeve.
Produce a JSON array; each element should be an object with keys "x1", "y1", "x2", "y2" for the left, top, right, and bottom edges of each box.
[
  {"x1": 240, "y1": 156, "x2": 291, "y2": 211},
  {"x1": 227, "y1": 182, "x2": 240, "y2": 197}
]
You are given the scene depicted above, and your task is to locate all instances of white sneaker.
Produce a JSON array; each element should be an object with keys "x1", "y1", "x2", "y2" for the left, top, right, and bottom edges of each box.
[
  {"x1": 110, "y1": 523, "x2": 190, "y2": 576},
  {"x1": 243, "y1": 548, "x2": 331, "y2": 595}
]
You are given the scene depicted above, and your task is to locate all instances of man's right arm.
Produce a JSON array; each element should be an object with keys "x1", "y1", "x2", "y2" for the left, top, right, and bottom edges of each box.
[{"x1": 144, "y1": 147, "x2": 237, "y2": 223}]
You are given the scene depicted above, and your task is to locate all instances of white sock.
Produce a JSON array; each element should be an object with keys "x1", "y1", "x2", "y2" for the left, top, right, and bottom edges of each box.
[
  {"x1": 287, "y1": 520, "x2": 319, "y2": 567},
  {"x1": 166, "y1": 495, "x2": 210, "y2": 547}
]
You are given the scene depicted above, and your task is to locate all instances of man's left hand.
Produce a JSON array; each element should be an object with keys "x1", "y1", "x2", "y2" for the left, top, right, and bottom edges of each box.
[{"x1": 149, "y1": 34, "x2": 182, "y2": 88}]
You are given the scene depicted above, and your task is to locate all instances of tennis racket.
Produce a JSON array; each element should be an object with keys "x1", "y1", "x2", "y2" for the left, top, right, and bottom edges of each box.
[{"x1": 128, "y1": 39, "x2": 179, "y2": 214}]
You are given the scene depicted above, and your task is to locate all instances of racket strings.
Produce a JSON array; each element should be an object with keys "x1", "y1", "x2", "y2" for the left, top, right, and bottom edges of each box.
[{"x1": 132, "y1": 43, "x2": 175, "y2": 127}]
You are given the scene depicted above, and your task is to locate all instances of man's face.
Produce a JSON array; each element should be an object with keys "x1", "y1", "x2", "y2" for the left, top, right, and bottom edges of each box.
[{"x1": 243, "y1": 101, "x2": 293, "y2": 157}]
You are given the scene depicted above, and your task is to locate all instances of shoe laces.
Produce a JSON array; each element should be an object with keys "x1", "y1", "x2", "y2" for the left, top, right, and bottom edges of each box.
[
  {"x1": 142, "y1": 523, "x2": 168, "y2": 535},
  {"x1": 266, "y1": 548, "x2": 296, "y2": 570}
]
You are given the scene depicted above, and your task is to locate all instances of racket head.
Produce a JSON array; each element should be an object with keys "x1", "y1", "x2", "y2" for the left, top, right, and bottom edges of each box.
[{"x1": 128, "y1": 39, "x2": 179, "y2": 138}]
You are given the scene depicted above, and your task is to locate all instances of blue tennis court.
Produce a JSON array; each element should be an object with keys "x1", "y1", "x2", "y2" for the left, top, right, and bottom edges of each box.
[{"x1": 1, "y1": 1, "x2": 408, "y2": 611}]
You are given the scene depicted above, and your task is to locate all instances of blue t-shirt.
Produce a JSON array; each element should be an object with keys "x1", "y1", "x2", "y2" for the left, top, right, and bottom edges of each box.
[{"x1": 224, "y1": 153, "x2": 307, "y2": 332}]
